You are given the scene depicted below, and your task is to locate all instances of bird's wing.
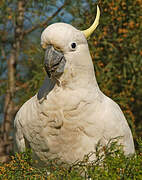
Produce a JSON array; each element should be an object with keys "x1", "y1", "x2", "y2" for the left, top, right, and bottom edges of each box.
[
  {"x1": 96, "y1": 95, "x2": 135, "y2": 154},
  {"x1": 14, "y1": 112, "x2": 26, "y2": 152}
]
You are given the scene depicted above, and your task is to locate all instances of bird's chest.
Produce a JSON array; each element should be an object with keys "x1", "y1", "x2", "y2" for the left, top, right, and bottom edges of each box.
[
  {"x1": 37, "y1": 111, "x2": 95, "y2": 163},
  {"x1": 38, "y1": 91, "x2": 90, "y2": 141},
  {"x1": 38, "y1": 87, "x2": 91, "y2": 124},
  {"x1": 31, "y1": 90, "x2": 96, "y2": 162}
]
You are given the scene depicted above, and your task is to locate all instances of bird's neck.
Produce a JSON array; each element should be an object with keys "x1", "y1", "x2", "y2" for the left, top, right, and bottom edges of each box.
[
  {"x1": 57, "y1": 46, "x2": 100, "y2": 94},
  {"x1": 58, "y1": 61, "x2": 100, "y2": 96}
]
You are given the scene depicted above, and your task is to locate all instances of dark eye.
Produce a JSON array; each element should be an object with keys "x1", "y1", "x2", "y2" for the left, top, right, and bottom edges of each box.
[{"x1": 71, "y1": 42, "x2": 77, "y2": 50}]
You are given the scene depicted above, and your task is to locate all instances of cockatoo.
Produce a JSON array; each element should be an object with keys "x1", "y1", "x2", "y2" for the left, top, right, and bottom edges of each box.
[{"x1": 14, "y1": 6, "x2": 135, "y2": 166}]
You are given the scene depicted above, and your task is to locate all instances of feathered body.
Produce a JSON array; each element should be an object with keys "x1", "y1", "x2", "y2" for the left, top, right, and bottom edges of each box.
[{"x1": 14, "y1": 22, "x2": 135, "y2": 165}]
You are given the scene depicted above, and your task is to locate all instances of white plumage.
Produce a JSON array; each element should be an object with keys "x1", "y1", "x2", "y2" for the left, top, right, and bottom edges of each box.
[{"x1": 14, "y1": 11, "x2": 135, "y2": 165}]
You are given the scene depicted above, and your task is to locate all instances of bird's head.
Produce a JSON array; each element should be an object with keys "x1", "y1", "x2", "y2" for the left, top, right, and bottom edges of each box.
[{"x1": 41, "y1": 5, "x2": 100, "y2": 83}]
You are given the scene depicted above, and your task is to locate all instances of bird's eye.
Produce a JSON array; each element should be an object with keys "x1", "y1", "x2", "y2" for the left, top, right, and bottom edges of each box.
[{"x1": 70, "y1": 42, "x2": 77, "y2": 50}]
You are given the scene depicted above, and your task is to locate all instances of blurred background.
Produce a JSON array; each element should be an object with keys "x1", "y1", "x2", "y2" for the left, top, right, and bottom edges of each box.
[{"x1": 0, "y1": 0, "x2": 142, "y2": 162}]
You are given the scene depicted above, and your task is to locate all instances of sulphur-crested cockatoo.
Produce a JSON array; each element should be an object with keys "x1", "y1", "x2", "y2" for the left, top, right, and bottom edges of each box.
[{"x1": 14, "y1": 6, "x2": 135, "y2": 165}]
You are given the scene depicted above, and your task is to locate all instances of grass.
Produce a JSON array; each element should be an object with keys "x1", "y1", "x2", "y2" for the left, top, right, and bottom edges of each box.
[{"x1": 0, "y1": 138, "x2": 142, "y2": 180}]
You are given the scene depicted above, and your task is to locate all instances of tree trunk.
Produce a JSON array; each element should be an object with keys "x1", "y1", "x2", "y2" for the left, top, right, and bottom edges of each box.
[{"x1": 0, "y1": 0, "x2": 26, "y2": 162}]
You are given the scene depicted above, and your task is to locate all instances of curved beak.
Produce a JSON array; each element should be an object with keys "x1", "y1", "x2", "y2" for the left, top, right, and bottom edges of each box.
[{"x1": 44, "y1": 45, "x2": 66, "y2": 78}]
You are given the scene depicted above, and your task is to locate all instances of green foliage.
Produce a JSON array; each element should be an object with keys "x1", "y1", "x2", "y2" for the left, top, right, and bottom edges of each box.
[
  {"x1": 0, "y1": 139, "x2": 142, "y2": 179},
  {"x1": 15, "y1": 45, "x2": 45, "y2": 105}
]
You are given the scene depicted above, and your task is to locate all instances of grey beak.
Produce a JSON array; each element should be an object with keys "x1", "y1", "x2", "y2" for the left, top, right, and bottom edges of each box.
[{"x1": 44, "y1": 45, "x2": 66, "y2": 79}]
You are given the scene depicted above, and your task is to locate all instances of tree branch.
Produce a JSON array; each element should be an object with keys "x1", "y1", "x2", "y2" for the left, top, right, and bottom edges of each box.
[
  {"x1": 15, "y1": 81, "x2": 29, "y2": 91},
  {"x1": 2, "y1": 0, "x2": 26, "y2": 142},
  {"x1": 1, "y1": 44, "x2": 6, "y2": 60},
  {"x1": 23, "y1": 1, "x2": 68, "y2": 36}
]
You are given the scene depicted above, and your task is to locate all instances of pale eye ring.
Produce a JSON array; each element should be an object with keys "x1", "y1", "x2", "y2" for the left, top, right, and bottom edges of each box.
[{"x1": 70, "y1": 42, "x2": 77, "y2": 50}]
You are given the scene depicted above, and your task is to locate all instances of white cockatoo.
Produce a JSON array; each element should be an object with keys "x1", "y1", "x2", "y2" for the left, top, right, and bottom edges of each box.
[{"x1": 14, "y1": 6, "x2": 135, "y2": 165}]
